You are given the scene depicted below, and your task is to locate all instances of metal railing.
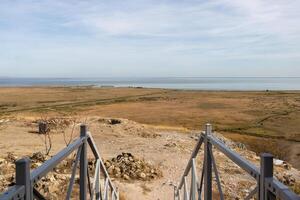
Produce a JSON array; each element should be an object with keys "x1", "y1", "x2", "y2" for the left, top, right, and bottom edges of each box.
[
  {"x1": 0, "y1": 125, "x2": 119, "y2": 200},
  {"x1": 174, "y1": 124, "x2": 300, "y2": 200}
]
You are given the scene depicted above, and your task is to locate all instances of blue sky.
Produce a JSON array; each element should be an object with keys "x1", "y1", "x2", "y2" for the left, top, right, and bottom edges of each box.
[{"x1": 0, "y1": 0, "x2": 300, "y2": 77}]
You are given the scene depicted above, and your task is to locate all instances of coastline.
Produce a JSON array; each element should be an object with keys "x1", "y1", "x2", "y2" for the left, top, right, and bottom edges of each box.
[{"x1": 1, "y1": 77, "x2": 300, "y2": 90}]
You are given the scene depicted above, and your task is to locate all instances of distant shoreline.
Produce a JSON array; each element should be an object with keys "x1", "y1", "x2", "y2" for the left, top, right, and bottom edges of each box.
[
  {"x1": 1, "y1": 77, "x2": 300, "y2": 90},
  {"x1": 1, "y1": 85, "x2": 300, "y2": 92}
]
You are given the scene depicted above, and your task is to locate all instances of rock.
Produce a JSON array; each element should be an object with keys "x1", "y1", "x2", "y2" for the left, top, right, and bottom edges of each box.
[
  {"x1": 164, "y1": 142, "x2": 177, "y2": 148},
  {"x1": 105, "y1": 153, "x2": 163, "y2": 181},
  {"x1": 283, "y1": 162, "x2": 291, "y2": 170},
  {"x1": 123, "y1": 174, "x2": 130, "y2": 180},
  {"x1": 108, "y1": 165, "x2": 115, "y2": 174},
  {"x1": 139, "y1": 172, "x2": 146, "y2": 179},
  {"x1": 6, "y1": 152, "x2": 17, "y2": 162},
  {"x1": 274, "y1": 159, "x2": 284, "y2": 166},
  {"x1": 280, "y1": 173, "x2": 296, "y2": 186},
  {"x1": 236, "y1": 143, "x2": 246, "y2": 150},
  {"x1": 30, "y1": 152, "x2": 46, "y2": 163},
  {"x1": 109, "y1": 119, "x2": 121, "y2": 125},
  {"x1": 0, "y1": 158, "x2": 6, "y2": 165},
  {"x1": 49, "y1": 175, "x2": 56, "y2": 182},
  {"x1": 31, "y1": 162, "x2": 42, "y2": 168},
  {"x1": 114, "y1": 167, "x2": 121, "y2": 174},
  {"x1": 105, "y1": 161, "x2": 111, "y2": 168}
]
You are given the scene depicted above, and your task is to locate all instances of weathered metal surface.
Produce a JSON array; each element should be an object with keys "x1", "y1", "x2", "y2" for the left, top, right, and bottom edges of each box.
[
  {"x1": 80, "y1": 125, "x2": 88, "y2": 200},
  {"x1": 204, "y1": 124, "x2": 212, "y2": 200}
]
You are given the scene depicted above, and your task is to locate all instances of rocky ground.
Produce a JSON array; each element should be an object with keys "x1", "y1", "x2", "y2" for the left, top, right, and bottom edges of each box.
[
  {"x1": 105, "y1": 152, "x2": 163, "y2": 181},
  {"x1": 0, "y1": 117, "x2": 299, "y2": 199}
]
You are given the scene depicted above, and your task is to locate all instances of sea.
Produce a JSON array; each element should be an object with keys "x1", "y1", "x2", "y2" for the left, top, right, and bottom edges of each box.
[{"x1": 0, "y1": 77, "x2": 300, "y2": 91}]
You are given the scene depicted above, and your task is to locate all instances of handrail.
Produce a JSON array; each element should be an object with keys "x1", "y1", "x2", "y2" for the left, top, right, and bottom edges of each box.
[
  {"x1": 0, "y1": 124, "x2": 119, "y2": 200},
  {"x1": 178, "y1": 136, "x2": 204, "y2": 190},
  {"x1": 207, "y1": 134, "x2": 260, "y2": 180},
  {"x1": 0, "y1": 186, "x2": 25, "y2": 200},
  {"x1": 175, "y1": 123, "x2": 300, "y2": 200},
  {"x1": 31, "y1": 137, "x2": 85, "y2": 183}
]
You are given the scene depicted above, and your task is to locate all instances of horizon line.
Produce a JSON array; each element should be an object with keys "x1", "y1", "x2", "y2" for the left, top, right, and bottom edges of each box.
[{"x1": 1, "y1": 76, "x2": 300, "y2": 79}]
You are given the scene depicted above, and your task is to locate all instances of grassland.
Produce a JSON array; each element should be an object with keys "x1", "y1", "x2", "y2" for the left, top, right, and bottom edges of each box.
[{"x1": 0, "y1": 86, "x2": 300, "y2": 168}]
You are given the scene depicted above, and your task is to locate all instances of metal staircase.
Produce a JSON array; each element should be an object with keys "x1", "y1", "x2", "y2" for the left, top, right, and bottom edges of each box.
[
  {"x1": 1, "y1": 123, "x2": 300, "y2": 200},
  {"x1": 0, "y1": 125, "x2": 119, "y2": 200},
  {"x1": 174, "y1": 124, "x2": 300, "y2": 200}
]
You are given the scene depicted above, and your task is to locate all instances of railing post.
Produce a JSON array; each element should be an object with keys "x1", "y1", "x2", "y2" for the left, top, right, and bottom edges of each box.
[
  {"x1": 259, "y1": 153, "x2": 275, "y2": 200},
  {"x1": 15, "y1": 158, "x2": 31, "y2": 200},
  {"x1": 80, "y1": 124, "x2": 88, "y2": 200},
  {"x1": 204, "y1": 124, "x2": 212, "y2": 200},
  {"x1": 184, "y1": 176, "x2": 189, "y2": 200}
]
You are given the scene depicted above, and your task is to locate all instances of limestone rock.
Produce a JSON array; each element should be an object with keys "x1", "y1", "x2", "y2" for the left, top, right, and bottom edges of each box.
[{"x1": 104, "y1": 152, "x2": 162, "y2": 181}]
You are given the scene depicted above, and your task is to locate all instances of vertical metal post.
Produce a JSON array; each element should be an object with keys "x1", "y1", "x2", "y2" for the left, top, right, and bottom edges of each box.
[
  {"x1": 174, "y1": 186, "x2": 178, "y2": 200},
  {"x1": 191, "y1": 159, "x2": 196, "y2": 200},
  {"x1": 260, "y1": 153, "x2": 275, "y2": 200},
  {"x1": 15, "y1": 158, "x2": 31, "y2": 200},
  {"x1": 204, "y1": 124, "x2": 212, "y2": 200},
  {"x1": 184, "y1": 176, "x2": 189, "y2": 200},
  {"x1": 80, "y1": 124, "x2": 88, "y2": 200}
]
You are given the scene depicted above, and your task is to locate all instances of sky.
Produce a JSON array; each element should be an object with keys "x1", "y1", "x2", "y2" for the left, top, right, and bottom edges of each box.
[{"x1": 0, "y1": 0, "x2": 300, "y2": 77}]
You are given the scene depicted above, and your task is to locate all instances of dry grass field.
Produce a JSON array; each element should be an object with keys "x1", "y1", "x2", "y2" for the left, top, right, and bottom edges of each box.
[{"x1": 0, "y1": 87, "x2": 300, "y2": 168}]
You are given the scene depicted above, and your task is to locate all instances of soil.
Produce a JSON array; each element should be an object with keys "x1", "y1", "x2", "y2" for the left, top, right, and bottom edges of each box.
[{"x1": 0, "y1": 117, "x2": 299, "y2": 199}]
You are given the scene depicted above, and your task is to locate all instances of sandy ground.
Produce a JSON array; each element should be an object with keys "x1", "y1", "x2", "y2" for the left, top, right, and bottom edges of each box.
[
  {"x1": 0, "y1": 117, "x2": 195, "y2": 199},
  {"x1": 1, "y1": 116, "x2": 299, "y2": 199}
]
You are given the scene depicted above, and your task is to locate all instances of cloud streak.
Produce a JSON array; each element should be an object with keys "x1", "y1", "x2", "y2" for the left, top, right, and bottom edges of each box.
[{"x1": 0, "y1": 0, "x2": 300, "y2": 77}]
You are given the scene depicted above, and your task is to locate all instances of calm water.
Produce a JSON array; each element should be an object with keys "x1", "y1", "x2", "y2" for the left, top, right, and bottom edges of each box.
[{"x1": 0, "y1": 77, "x2": 300, "y2": 90}]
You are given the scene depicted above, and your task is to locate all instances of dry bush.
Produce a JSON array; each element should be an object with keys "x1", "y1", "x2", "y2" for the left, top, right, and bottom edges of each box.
[{"x1": 62, "y1": 118, "x2": 77, "y2": 146}]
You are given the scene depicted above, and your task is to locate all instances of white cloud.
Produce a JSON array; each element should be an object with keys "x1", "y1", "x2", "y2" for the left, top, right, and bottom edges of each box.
[{"x1": 0, "y1": 0, "x2": 300, "y2": 77}]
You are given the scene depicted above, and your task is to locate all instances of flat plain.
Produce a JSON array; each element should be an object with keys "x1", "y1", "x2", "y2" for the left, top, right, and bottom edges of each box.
[{"x1": 0, "y1": 87, "x2": 300, "y2": 168}]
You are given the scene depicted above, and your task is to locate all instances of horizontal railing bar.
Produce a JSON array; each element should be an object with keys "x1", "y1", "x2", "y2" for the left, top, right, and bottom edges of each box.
[
  {"x1": 207, "y1": 134, "x2": 260, "y2": 179},
  {"x1": 178, "y1": 135, "x2": 204, "y2": 189},
  {"x1": 265, "y1": 178, "x2": 300, "y2": 200},
  {"x1": 0, "y1": 185, "x2": 25, "y2": 200},
  {"x1": 31, "y1": 137, "x2": 85, "y2": 183}
]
